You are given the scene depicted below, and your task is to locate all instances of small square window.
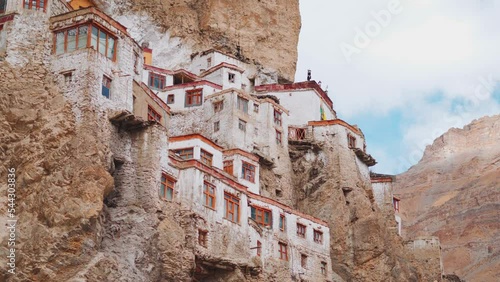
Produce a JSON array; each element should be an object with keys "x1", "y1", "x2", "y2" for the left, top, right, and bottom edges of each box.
[
  {"x1": 274, "y1": 109, "x2": 282, "y2": 126},
  {"x1": 214, "y1": 101, "x2": 224, "y2": 112},
  {"x1": 167, "y1": 94, "x2": 175, "y2": 104},
  {"x1": 207, "y1": 57, "x2": 212, "y2": 68},
  {"x1": 238, "y1": 119, "x2": 247, "y2": 132},
  {"x1": 63, "y1": 72, "x2": 73, "y2": 85},
  {"x1": 314, "y1": 229, "x2": 323, "y2": 244},
  {"x1": 228, "y1": 72, "x2": 235, "y2": 83},
  {"x1": 279, "y1": 214, "x2": 285, "y2": 231},
  {"x1": 214, "y1": 121, "x2": 220, "y2": 132},
  {"x1": 256, "y1": 240, "x2": 262, "y2": 256},
  {"x1": 254, "y1": 104, "x2": 259, "y2": 113},
  {"x1": 348, "y1": 134, "x2": 357, "y2": 149}
]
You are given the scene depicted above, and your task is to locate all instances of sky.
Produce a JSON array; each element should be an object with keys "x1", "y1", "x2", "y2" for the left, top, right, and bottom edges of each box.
[{"x1": 296, "y1": 0, "x2": 500, "y2": 174}]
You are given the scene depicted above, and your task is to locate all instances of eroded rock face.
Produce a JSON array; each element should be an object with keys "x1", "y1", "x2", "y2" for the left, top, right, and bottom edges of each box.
[
  {"x1": 395, "y1": 115, "x2": 500, "y2": 282},
  {"x1": 288, "y1": 140, "x2": 423, "y2": 282},
  {"x1": 99, "y1": 0, "x2": 300, "y2": 83}
]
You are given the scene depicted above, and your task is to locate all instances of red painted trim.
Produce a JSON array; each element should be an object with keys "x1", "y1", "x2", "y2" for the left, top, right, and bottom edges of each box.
[
  {"x1": 308, "y1": 119, "x2": 362, "y2": 136},
  {"x1": 144, "y1": 64, "x2": 174, "y2": 75},
  {"x1": 0, "y1": 14, "x2": 15, "y2": 25},
  {"x1": 164, "y1": 80, "x2": 222, "y2": 91},
  {"x1": 247, "y1": 192, "x2": 329, "y2": 226},
  {"x1": 371, "y1": 177, "x2": 393, "y2": 183},
  {"x1": 136, "y1": 81, "x2": 171, "y2": 114},
  {"x1": 143, "y1": 47, "x2": 152, "y2": 53},
  {"x1": 169, "y1": 157, "x2": 329, "y2": 227},
  {"x1": 200, "y1": 62, "x2": 245, "y2": 77},
  {"x1": 255, "y1": 81, "x2": 333, "y2": 109},
  {"x1": 169, "y1": 133, "x2": 224, "y2": 151},
  {"x1": 173, "y1": 69, "x2": 198, "y2": 80},
  {"x1": 50, "y1": 7, "x2": 129, "y2": 36},
  {"x1": 223, "y1": 149, "x2": 259, "y2": 162}
]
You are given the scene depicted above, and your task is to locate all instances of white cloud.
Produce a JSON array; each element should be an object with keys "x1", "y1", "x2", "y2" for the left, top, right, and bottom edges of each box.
[{"x1": 297, "y1": 0, "x2": 500, "y2": 173}]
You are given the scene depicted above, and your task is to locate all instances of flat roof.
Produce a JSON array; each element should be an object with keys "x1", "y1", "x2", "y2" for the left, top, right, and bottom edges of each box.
[
  {"x1": 169, "y1": 133, "x2": 224, "y2": 151},
  {"x1": 255, "y1": 81, "x2": 333, "y2": 110},
  {"x1": 308, "y1": 119, "x2": 363, "y2": 136}
]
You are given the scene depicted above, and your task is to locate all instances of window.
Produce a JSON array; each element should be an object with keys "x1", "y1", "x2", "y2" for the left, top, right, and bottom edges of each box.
[
  {"x1": 213, "y1": 101, "x2": 224, "y2": 112},
  {"x1": 301, "y1": 254, "x2": 308, "y2": 268},
  {"x1": 393, "y1": 198, "x2": 400, "y2": 212},
  {"x1": 228, "y1": 72, "x2": 235, "y2": 83},
  {"x1": 321, "y1": 261, "x2": 327, "y2": 275},
  {"x1": 160, "y1": 173, "x2": 175, "y2": 201},
  {"x1": 63, "y1": 72, "x2": 73, "y2": 85},
  {"x1": 223, "y1": 160, "x2": 233, "y2": 175},
  {"x1": 237, "y1": 96, "x2": 248, "y2": 113},
  {"x1": 147, "y1": 106, "x2": 161, "y2": 123},
  {"x1": 278, "y1": 242, "x2": 288, "y2": 261},
  {"x1": 148, "y1": 72, "x2": 166, "y2": 90},
  {"x1": 54, "y1": 24, "x2": 116, "y2": 60},
  {"x1": 256, "y1": 241, "x2": 262, "y2": 256},
  {"x1": 297, "y1": 223, "x2": 306, "y2": 238},
  {"x1": 167, "y1": 94, "x2": 175, "y2": 104},
  {"x1": 276, "y1": 130, "x2": 282, "y2": 145},
  {"x1": 214, "y1": 121, "x2": 220, "y2": 132},
  {"x1": 279, "y1": 214, "x2": 285, "y2": 231},
  {"x1": 348, "y1": 134, "x2": 356, "y2": 149},
  {"x1": 174, "y1": 148, "x2": 193, "y2": 160},
  {"x1": 238, "y1": 119, "x2": 246, "y2": 132},
  {"x1": 198, "y1": 230, "x2": 208, "y2": 247},
  {"x1": 23, "y1": 0, "x2": 46, "y2": 12},
  {"x1": 200, "y1": 149, "x2": 213, "y2": 166},
  {"x1": 203, "y1": 181, "x2": 216, "y2": 209},
  {"x1": 102, "y1": 76, "x2": 111, "y2": 98},
  {"x1": 242, "y1": 161, "x2": 255, "y2": 183},
  {"x1": 250, "y1": 206, "x2": 272, "y2": 227},
  {"x1": 185, "y1": 89, "x2": 202, "y2": 107},
  {"x1": 274, "y1": 109, "x2": 282, "y2": 126},
  {"x1": 0, "y1": 0, "x2": 7, "y2": 14},
  {"x1": 224, "y1": 192, "x2": 239, "y2": 223},
  {"x1": 254, "y1": 127, "x2": 258, "y2": 136},
  {"x1": 314, "y1": 229, "x2": 323, "y2": 244},
  {"x1": 254, "y1": 103, "x2": 259, "y2": 113},
  {"x1": 207, "y1": 57, "x2": 212, "y2": 68}
]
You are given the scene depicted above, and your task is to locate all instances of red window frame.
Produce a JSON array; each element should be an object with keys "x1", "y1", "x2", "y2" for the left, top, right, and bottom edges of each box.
[
  {"x1": 203, "y1": 181, "x2": 216, "y2": 209},
  {"x1": 274, "y1": 109, "x2": 282, "y2": 126},
  {"x1": 242, "y1": 161, "x2": 255, "y2": 183},
  {"x1": 148, "y1": 72, "x2": 166, "y2": 90},
  {"x1": 200, "y1": 149, "x2": 213, "y2": 166},
  {"x1": 279, "y1": 214, "x2": 286, "y2": 231},
  {"x1": 185, "y1": 88, "x2": 202, "y2": 107},
  {"x1": 160, "y1": 173, "x2": 175, "y2": 201},
  {"x1": 147, "y1": 105, "x2": 161, "y2": 123},
  {"x1": 251, "y1": 205, "x2": 272, "y2": 227},
  {"x1": 313, "y1": 229, "x2": 323, "y2": 244},
  {"x1": 223, "y1": 160, "x2": 233, "y2": 175},
  {"x1": 278, "y1": 242, "x2": 288, "y2": 261},
  {"x1": 256, "y1": 240, "x2": 262, "y2": 256},
  {"x1": 276, "y1": 130, "x2": 282, "y2": 145},
  {"x1": 174, "y1": 148, "x2": 194, "y2": 160},
  {"x1": 53, "y1": 23, "x2": 117, "y2": 61},
  {"x1": 24, "y1": 0, "x2": 46, "y2": 12},
  {"x1": 224, "y1": 192, "x2": 240, "y2": 223},
  {"x1": 297, "y1": 223, "x2": 306, "y2": 238}
]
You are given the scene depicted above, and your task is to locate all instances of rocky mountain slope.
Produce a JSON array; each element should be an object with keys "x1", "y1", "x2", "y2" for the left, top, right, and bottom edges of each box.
[
  {"x1": 98, "y1": 0, "x2": 300, "y2": 82},
  {"x1": 394, "y1": 115, "x2": 500, "y2": 281}
]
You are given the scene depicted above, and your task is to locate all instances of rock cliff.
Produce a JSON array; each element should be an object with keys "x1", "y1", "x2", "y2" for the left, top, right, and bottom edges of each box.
[
  {"x1": 98, "y1": 0, "x2": 300, "y2": 83},
  {"x1": 395, "y1": 115, "x2": 500, "y2": 282}
]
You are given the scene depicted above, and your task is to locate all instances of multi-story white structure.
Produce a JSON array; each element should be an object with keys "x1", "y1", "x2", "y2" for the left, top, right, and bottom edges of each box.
[{"x1": 370, "y1": 173, "x2": 402, "y2": 235}]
